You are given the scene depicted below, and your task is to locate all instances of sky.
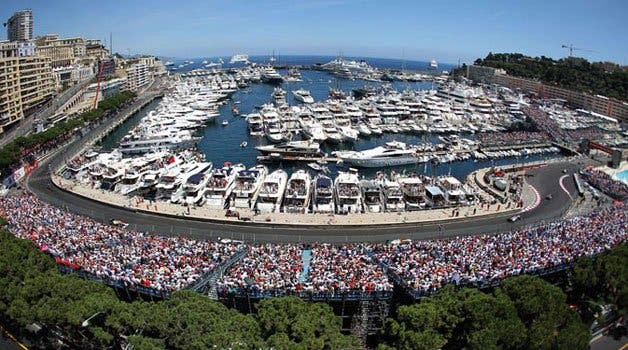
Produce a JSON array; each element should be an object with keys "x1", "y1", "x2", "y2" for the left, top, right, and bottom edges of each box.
[{"x1": 2, "y1": 0, "x2": 627, "y2": 65}]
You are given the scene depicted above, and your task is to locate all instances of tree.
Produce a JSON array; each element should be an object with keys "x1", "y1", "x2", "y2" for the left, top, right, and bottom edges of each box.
[
  {"x1": 501, "y1": 275, "x2": 590, "y2": 349},
  {"x1": 256, "y1": 297, "x2": 361, "y2": 349}
]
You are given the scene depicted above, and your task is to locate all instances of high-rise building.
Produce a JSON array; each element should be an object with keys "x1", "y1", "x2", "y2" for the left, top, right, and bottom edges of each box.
[
  {"x1": 0, "y1": 41, "x2": 54, "y2": 134},
  {"x1": 6, "y1": 9, "x2": 33, "y2": 41},
  {"x1": 126, "y1": 63, "x2": 149, "y2": 92}
]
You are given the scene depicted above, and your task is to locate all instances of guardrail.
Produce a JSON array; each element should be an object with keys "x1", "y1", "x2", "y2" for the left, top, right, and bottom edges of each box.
[{"x1": 217, "y1": 288, "x2": 393, "y2": 301}]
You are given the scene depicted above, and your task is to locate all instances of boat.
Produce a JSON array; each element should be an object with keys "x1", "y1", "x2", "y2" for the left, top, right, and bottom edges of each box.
[
  {"x1": 282, "y1": 170, "x2": 312, "y2": 213},
  {"x1": 261, "y1": 66, "x2": 283, "y2": 84},
  {"x1": 155, "y1": 166, "x2": 184, "y2": 200},
  {"x1": 382, "y1": 177, "x2": 405, "y2": 212},
  {"x1": 312, "y1": 174, "x2": 335, "y2": 214},
  {"x1": 256, "y1": 141, "x2": 321, "y2": 157},
  {"x1": 230, "y1": 54, "x2": 250, "y2": 64},
  {"x1": 292, "y1": 89, "x2": 315, "y2": 104},
  {"x1": 240, "y1": 141, "x2": 248, "y2": 148},
  {"x1": 170, "y1": 162, "x2": 212, "y2": 204},
  {"x1": 307, "y1": 162, "x2": 323, "y2": 171},
  {"x1": 231, "y1": 165, "x2": 268, "y2": 209},
  {"x1": 398, "y1": 175, "x2": 425, "y2": 210},
  {"x1": 222, "y1": 120, "x2": 229, "y2": 126},
  {"x1": 361, "y1": 179, "x2": 383, "y2": 213},
  {"x1": 334, "y1": 141, "x2": 419, "y2": 167},
  {"x1": 232, "y1": 107, "x2": 240, "y2": 115},
  {"x1": 334, "y1": 170, "x2": 362, "y2": 213},
  {"x1": 255, "y1": 169, "x2": 288, "y2": 213},
  {"x1": 183, "y1": 162, "x2": 214, "y2": 205},
  {"x1": 430, "y1": 59, "x2": 438, "y2": 69},
  {"x1": 206, "y1": 162, "x2": 246, "y2": 210}
]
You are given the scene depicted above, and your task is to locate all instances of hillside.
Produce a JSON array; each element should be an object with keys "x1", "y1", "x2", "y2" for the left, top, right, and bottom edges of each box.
[{"x1": 474, "y1": 53, "x2": 628, "y2": 101}]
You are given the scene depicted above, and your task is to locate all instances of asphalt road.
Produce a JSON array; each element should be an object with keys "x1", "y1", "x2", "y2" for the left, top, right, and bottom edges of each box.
[{"x1": 27, "y1": 138, "x2": 583, "y2": 243}]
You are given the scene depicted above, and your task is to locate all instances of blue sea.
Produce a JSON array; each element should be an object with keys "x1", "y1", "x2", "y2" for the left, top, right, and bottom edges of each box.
[{"x1": 101, "y1": 57, "x2": 560, "y2": 180}]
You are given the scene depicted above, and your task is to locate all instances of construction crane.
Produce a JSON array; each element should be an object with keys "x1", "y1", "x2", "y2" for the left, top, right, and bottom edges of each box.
[{"x1": 561, "y1": 44, "x2": 595, "y2": 57}]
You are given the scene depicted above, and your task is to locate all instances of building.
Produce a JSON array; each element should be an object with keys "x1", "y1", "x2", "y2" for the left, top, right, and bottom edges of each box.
[
  {"x1": 0, "y1": 42, "x2": 55, "y2": 134},
  {"x1": 125, "y1": 63, "x2": 149, "y2": 92},
  {"x1": 85, "y1": 39, "x2": 109, "y2": 60},
  {"x1": 6, "y1": 9, "x2": 33, "y2": 41},
  {"x1": 468, "y1": 65, "x2": 628, "y2": 120},
  {"x1": 52, "y1": 65, "x2": 95, "y2": 90}
]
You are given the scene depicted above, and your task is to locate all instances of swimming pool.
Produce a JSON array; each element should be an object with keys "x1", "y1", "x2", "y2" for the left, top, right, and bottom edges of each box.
[{"x1": 615, "y1": 169, "x2": 628, "y2": 185}]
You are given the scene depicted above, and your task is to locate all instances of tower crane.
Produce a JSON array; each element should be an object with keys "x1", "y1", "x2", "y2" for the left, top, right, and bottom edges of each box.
[{"x1": 561, "y1": 44, "x2": 595, "y2": 57}]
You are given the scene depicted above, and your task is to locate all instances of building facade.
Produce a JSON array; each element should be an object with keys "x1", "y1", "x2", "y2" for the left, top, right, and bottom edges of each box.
[
  {"x1": 467, "y1": 65, "x2": 628, "y2": 120},
  {"x1": 126, "y1": 63, "x2": 149, "y2": 92},
  {"x1": 0, "y1": 51, "x2": 55, "y2": 134},
  {"x1": 6, "y1": 9, "x2": 33, "y2": 41}
]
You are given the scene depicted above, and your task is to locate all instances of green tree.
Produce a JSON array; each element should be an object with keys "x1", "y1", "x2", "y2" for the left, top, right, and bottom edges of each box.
[{"x1": 257, "y1": 296, "x2": 361, "y2": 349}]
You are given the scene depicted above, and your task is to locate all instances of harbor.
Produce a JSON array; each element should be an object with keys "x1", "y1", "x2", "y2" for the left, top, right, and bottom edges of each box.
[{"x1": 55, "y1": 55, "x2": 619, "y2": 221}]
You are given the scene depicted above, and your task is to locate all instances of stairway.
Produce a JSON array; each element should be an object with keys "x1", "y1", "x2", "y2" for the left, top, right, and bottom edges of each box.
[{"x1": 300, "y1": 249, "x2": 312, "y2": 282}]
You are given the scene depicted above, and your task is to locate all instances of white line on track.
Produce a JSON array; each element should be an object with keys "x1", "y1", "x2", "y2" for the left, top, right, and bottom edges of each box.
[{"x1": 559, "y1": 175, "x2": 573, "y2": 200}]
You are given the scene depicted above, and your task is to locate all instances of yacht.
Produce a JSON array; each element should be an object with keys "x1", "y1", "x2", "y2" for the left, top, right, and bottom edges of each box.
[
  {"x1": 261, "y1": 66, "x2": 283, "y2": 84},
  {"x1": 312, "y1": 174, "x2": 335, "y2": 214},
  {"x1": 398, "y1": 175, "x2": 425, "y2": 210},
  {"x1": 155, "y1": 166, "x2": 184, "y2": 200},
  {"x1": 206, "y1": 162, "x2": 246, "y2": 210},
  {"x1": 334, "y1": 141, "x2": 419, "y2": 167},
  {"x1": 183, "y1": 162, "x2": 214, "y2": 206},
  {"x1": 230, "y1": 54, "x2": 250, "y2": 64},
  {"x1": 282, "y1": 170, "x2": 312, "y2": 213},
  {"x1": 334, "y1": 170, "x2": 362, "y2": 213},
  {"x1": 361, "y1": 180, "x2": 383, "y2": 213},
  {"x1": 256, "y1": 141, "x2": 321, "y2": 157},
  {"x1": 255, "y1": 169, "x2": 288, "y2": 213},
  {"x1": 382, "y1": 177, "x2": 405, "y2": 212},
  {"x1": 265, "y1": 124, "x2": 291, "y2": 144},
  {"x1": 292, "y1": 89, "x2": 315, "y2": 104},
  {"x1": 246, "y1": 113, "x2": 264, "y2": 136},
  {"x1": 299, "y1": 120, "x2": 327, "y2": 143},
  {"x1": 170, "y1": 162, "x2": 212, "y2": 204},
  {"x1": 231, "y1": 165, "x2": 268, "y2": 209}
]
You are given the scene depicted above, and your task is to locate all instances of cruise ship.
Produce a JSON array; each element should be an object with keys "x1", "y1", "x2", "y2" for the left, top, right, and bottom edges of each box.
[
  {"x1": 334, "y1": 170, "x2": 362, "y2": 213},
  {"x1": 312, "y1": 174, "x2": 334, "y2": 214},
  {"x1": 282, "y1": 170, "x2": 311, "y2": 213},
  {"x1": 256, "y1": 141, "x2": 321, "y2": 157},
  {"x1": 206, "y1": 162, "x2": 246, "y2": 210},
  {"x1": 334, "y1": 141, "x2": 419, "y2": 167},
  {"x1": 255, "y1": 169, "x2": 288, "y2": 213},
  {"x1": 292, "y1": 89, "x2": 314, "y2": 104},
  {"x1": 231, "y1": 165, "x2": 268, "y2": 209}
]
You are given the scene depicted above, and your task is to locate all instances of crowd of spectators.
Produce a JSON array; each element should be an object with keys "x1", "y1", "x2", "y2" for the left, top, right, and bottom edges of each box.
[
  {"x1": 0, "y1": 192, "x2": 242, "y2": 291},
  {"x1": 372, "y1": 204, "x2": 626, "y2": 294},
  {"x1": 217, "y1": 244, "x2": 303, "y2": 294},
  {"x1": 308, "y1": 244, "x2": 393, "y2": 292},
  {"x1": 581, "y1": 169, "x2": 628, "y2": 201},
  {"x1": 477, "y1": 131, "x2": 550, "y2": 147}
]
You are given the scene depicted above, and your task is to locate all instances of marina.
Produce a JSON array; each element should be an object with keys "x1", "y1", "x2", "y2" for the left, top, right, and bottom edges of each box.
[{"x1": 61, "y1": 55, "x2": 613, "y2": 220}]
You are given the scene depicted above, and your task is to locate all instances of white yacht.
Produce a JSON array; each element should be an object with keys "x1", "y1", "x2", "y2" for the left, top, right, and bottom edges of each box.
[
  {"x1": 292, "y1": 89, "x2": 315, "y2": 104},
  {"x1": 334, "y1": 170, "x2": 362, "y2": 213},
  {"x1": 299, "y1": 120, "x2": 327, "y2": 143},
  {"x1": 382, "y1": 177, "x2": 405, "y2": 212},
  {"x1": 183, "y1": 162, "x2": 214, "y2": 206},
  {"x1": 170, "y1": 162, "x2": 212, "y2": 204},
  {"x1": 261, "y1": 66, "x2": 283, "y2": 84},
  {"x1": 255, "y1": 169, "x2": 288, "y2": 213},
  {"x1": 155, "y1": 166, "x2": 184, "y2": 200},
  {"x1": 361, "y1": 180, "x2": 383, "y2": 213},
  {"x1": 398, "y1": 175, "x2": 425, "y2": 210},
  {"x1": 334, "y1": 141, "x2": 419, "y2": 167},
  {"x1": 256, "y1": 141, "x2": 321, "y2": 157},
  {"x1": 206, "y1": 162, "x2": 246, "y2": 210},
  {"x1": 230, "y1": 54, "x2": 250, "y2": 64},
  {"x1": 312, "y1": 174, "x2": 335, "y2": 214},
  {"x1": 282, "y1": 170, "x2": 312, "y2": 213},
  {"x1": 231, "y1": 165, "x2": 268, "y2": 209}
]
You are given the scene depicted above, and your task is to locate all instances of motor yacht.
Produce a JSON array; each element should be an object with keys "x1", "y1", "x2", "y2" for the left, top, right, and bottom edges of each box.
[
  {"x1": 255, "y1": 169, "x2": 288, "y2": 213},
  {"x1": 206, "y1": 162, "x2": 246, "y2": 210},
  {"x1": 361, "y1": 179, "x2": 383, "y2": 213},
  {"x1": 256, "y1": 141, "x2": 321, "y2": 157},
  {"x1": 398, "y1": 175, "x2": 425, "y2": 210},
  {"x1": 334, "y1": 141, "x2": 419, "y2": 167},
  {"x1": 282, "y1": 170, "x2": 312, "y2": 213},
  {"x1": 312, "y1": 174, "x2": 335, "y2": 214},
  {"x1": 292, "y1": 89, "x2": 315, "y2": 104},
  {"x1": 261, "y1": 66, "x2": 283, "y2": 84},
  {"x1": 382, "y1": 177, "x2": 405, "y2": 212},
  {"x1": 231, "y1": 165, "x2": 268, "y2": 209},
  {"x1": 334, "y1": 170, "x2": 362, "y2": 213},
  {"x1": 183, "y1": 162, "x2": 214, "y2": 206}
]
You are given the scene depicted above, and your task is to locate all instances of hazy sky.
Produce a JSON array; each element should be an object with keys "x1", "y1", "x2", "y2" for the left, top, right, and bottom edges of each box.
[{"x1": 2, "y1": 0, "x2": 627, "y2": 64}]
